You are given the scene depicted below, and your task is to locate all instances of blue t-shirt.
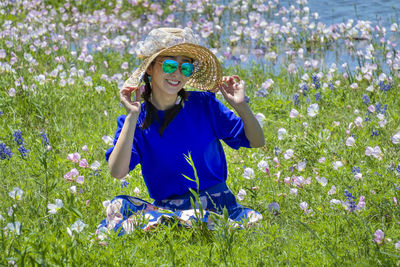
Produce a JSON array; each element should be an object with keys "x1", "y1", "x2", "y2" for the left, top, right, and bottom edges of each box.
[{"x1": 105, "y1": 91, "x2": 250, "y2": 200}]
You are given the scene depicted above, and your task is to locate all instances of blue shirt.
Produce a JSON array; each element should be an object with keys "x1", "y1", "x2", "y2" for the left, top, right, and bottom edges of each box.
[{"x1": 106, "y1": 91, "x2": 250, "y2": 200}]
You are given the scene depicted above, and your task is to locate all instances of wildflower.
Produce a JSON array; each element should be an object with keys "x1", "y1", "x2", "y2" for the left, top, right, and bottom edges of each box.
[
  {"x1": 121, "y1": 180, "x2": 129, "y2": 188},
  {"x1": 315, "y1": 93, "x2": 321, "y2": 101},
  {"x1": 373, "y1": 229, "x2": 384, "y2": 245},
  {"x1": 64, "y1": 168, "x2": 79, "y2": 181},
  {"x1": 82, "y1": 145, "x2": 89, "y2": 152},
  {"x1": 102, "y1": 135, "x2": 114, "y2": 146},
  {"x1": 0, "y1": 143, "x2": 13, "y2": 160},
  {"x1": 39, "y1": 131, "x2": 49, "y2": 146},
  {"x1": 293, "y1": 93, "x2": 300, "y2": 105},
  {"x1": 277, "y1": 128, "x2": 287, "y2": 140},
  {"x1": 332, "y1": 161, "x2": 343, "y2": 170},
  {"x1": 365, "y1": 146, "x2": 382, "y2": 159},
  {"x1": 312, "y1": 74, "x2": 320, "y2": 89},
  {"x1": 392, "y1": 131, "x2": 400, "y2": 144},
  {"x1": 307, "y1": 103, "x2": 319, "y2": 117},
  {"x1": 8, "y1": 187, "x2": 23, "y2": 200},
  {"x1": 299, "y1": 201, "x2": 313, "y2": 214},
  {"x1": 257, "y1": 160, "x2": 269, "y2": 174},
  {"x1": 17, "y1": 145, "x2": 29, "y2": 158},
  {"x1": 350, "y1": 83, "x2": 359, "y2": 89},
  {"x1": 297, "y1": 161, "x2": 306, "y2": 171},
  {"x1": 371, "y1": 130, "x2": 379, "y2": 137},
  {"x1": 76, "y1": 176, "x2": 85, "y2": 184},
  {"x1": 330, "y1": 199, "x2": 342, "y2": 207},
  {"x1": 13, "y1": 130, "x2": 24, "y2": 145},
  {"x1": 79, "y1": 159, "x2": 89, "y2": 168},
  {"x1": 316, "y1": 176, "x2": 327, "y2": 186},
  {"x1": 70, "y1": 220, "x2": 87, "y2": 233},
  {"x1": 95, "y1": 86, "x2": 105, "y2": 93},
  {"x1": 354, "y1": 117, "x2": 363, "y2": 127},
  {"x1": 289, "y1": 108, "x2": 299, "y2": 118},
  {"x1": 284, "y1": 149, "x2": 294, "y2": 160},
  {"x1": 344, "y1": 190, "x2": 357, "y2": 212},
  {"x1": 134, "y1": 187, "x2": 140, "y2": 195},
  {"x1": 362, "y1": 94, "x2": 370, "y2": 105},
  {"x1": 395, "y1": 241, "x2": 400, "y2": 249},
  {"x1": 290, "y1": 188, "x2": 298, "y2": 195},
  {"x1": 261, "y1": 78, "x2": 274, "y2": 90},
  {"x1": 48, "y1": 199, "x2": 63, "y2": 214},
  {"x1": 67, "y1": 183, "x2": 76, "y2": 193},
  {"x1": 318, "y1": 157, "x2": 326, "y2": 163},
  {"x1": 90, "y1": 161, "x2": 101, "y2": 170},
  {"x1": 346, "y1": 136, "x2": 355, "y2": 146},
  {"x1": 274, "y1": 147, "x2": 281, "y2": 156},
  {"x1": 328, "y1": 185, "x2": 336, "y2": 195},
  {"x1": 6, "y1": 221, "x2": 21, "y2": 235},
  {"x1": 328, "y1": 83, "x2": 334, "y2": 90},
  {"x1": 356, "y1": 196, "x2": 365, "y2": 210},
  {"x1": 67, "y1": 152, "x2": 81, "y2": 163},
  {"x1": 255, "y1": 113, "x2": 265, "y2": 127},
  {"x1": 268, "y1": 202, "x2": 280, "y2": 214},
  {"x1": 237, "y1": 189, "x2": 246, "y2": 201},
  {"x1": 243, "y1": 167, "x2": 255, "y2": 179}
]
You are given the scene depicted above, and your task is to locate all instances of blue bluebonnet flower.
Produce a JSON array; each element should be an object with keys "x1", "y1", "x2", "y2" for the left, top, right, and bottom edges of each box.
[
  {"x1": 374, "y1": 172, "x2": 382, "y2": 176},
  {"x1": 121, "y1": 180, "x2": 129, "y2": 188},
  {"x1": 0, "y1": 111, "x2": 3, "y2": 115},
  {"x1": 13, "y1": 130, "x2": 24, "y2": 145},
  {"x1": 312, "y1": 74, "x2": 320, "y2": 89},
  {"x1": 362, "y1": 94, "x2": 370, "y2": 105},
  {"x1": 371, "y1": 130, "x2": 379, "y2": 137},
  {"x1": 375, "y1": 103, "x2": 382, "y2": 113},
  {"x1": 274, "y1": 147, "x2": 281, "y2": 155},
  {"x1": 396, "y1": 165, "x2": 400, "y2": 174},
  {"x1": 379, "y1": 81, "x2": 391, "y2": 93},
  {"x1": 364, "y1": 116, "x2": 371, "y2": 122},
  {"x1": 90, "y1": 169, "x2": 102, "y2": 176},
  {"x1": 0, "y1": 143, "x2": 13, "y2": 160},
  {"x1": 315, "y1": 93, "x2": 321, "y2": 101},
  {"x1": 18, "y1": 145, "x2": 29, "y2": 158},
  {"x1": 328, "y1": 83, "x2": 334, "y2": 90},
  {"x1": 301, "y1": 84, "x2": 309, "y2": 95},
  {"x1": 382, "y1": 104, "x2": 388, "y2": 114},
  {"x1": 39, "y1": 131, "x2": 49, "y2": 146},
  {"x1": 344, "y1": 189, "x2": 357, "y2": 212},
  {"x1": 293, "y1": 93, "x2": 300, "y2": 105},
  {"x1": 352, "y1": 166, "x2": 360, "y2": 175}
]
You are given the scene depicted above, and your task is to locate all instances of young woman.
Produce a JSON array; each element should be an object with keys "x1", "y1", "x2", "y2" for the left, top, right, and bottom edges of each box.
[{"x1": 99, "y1": 27, "x2": 265, "y2": 235}]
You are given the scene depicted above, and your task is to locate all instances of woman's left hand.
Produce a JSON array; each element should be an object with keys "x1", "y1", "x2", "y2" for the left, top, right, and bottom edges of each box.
[{"x1": 218, "y1": 75, "x2": 246, "y2": 108}]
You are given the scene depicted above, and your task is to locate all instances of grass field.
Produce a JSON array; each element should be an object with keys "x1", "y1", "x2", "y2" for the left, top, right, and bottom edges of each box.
[{"x1": 1, "y1": 0, "x2": 400, "y2": 265}]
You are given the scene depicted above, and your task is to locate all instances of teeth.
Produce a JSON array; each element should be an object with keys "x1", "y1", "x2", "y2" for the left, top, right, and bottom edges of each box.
[{"x1": 167, "y1": 80, "x2": 179, "y2": 85}]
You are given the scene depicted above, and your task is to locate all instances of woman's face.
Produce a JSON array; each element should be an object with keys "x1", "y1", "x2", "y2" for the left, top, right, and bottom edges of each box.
[{"x1": 146, "y1": 55, "x2": 192, "y2": 97}]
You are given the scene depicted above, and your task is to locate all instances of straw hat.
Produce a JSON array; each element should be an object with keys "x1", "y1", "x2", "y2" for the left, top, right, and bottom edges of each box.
[{"x1": 123, "y1": 27, "x2": 222, "y2": 92}]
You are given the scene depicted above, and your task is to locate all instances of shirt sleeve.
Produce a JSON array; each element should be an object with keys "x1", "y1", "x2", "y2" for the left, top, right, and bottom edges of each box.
[
  {"x1": 207, "y1": 93, "x2": 250, "y2": 149},
  {"x1": 105, "y1": 115, "x2": 141, "y2": 171}
]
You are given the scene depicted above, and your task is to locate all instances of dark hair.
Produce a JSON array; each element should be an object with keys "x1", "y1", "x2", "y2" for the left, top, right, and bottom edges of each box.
[{"x1": 140, "y1": 72, "x2": 188, "y2": 135}]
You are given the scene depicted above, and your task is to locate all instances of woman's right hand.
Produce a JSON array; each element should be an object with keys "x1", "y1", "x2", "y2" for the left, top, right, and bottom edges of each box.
[{"x1": 120, "y1": 86, "x2": 142, "y2": 116}]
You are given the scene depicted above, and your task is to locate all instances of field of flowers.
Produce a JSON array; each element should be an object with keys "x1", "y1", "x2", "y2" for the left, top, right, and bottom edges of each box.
[{"x1": 1, "y1": 0, "x2": 400, "y2": 265}]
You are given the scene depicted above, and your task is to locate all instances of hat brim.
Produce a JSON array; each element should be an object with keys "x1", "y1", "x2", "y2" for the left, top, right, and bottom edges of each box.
[{"x1": 123, "y1": 43, "x2": 222, "y2": 92}]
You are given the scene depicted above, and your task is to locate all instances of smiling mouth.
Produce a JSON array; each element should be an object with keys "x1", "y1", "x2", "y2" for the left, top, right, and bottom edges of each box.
[{"x1": 166, "y1": 79, "x2": 180, "y2": 86}]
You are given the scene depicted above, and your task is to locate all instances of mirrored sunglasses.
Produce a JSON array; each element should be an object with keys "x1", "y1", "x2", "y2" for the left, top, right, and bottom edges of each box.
[{"x1": 161, "y1": 59, "x2": 194, "y2": 77}]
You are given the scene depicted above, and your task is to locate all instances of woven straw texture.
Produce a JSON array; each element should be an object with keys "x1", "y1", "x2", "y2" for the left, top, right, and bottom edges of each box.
[{"x1": 123, "y1": 30, "x2": 222, "y2": 92}]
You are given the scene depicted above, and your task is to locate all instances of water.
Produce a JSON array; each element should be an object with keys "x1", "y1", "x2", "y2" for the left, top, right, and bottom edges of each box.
[
  {"x1": 306, "y1": 0, "x2": 399, "y2": 28},
  {"x1": 224, "y1": 0, "x2": 400, "y2": 73}
]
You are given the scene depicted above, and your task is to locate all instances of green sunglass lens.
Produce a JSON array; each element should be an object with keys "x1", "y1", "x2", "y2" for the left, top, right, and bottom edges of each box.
[
  {"x1": 162, "y1": 60, "x2": 178, "y2": 74},
  {"x1": 181, "y1": 63, "x2": 194, "y2": 77}
]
